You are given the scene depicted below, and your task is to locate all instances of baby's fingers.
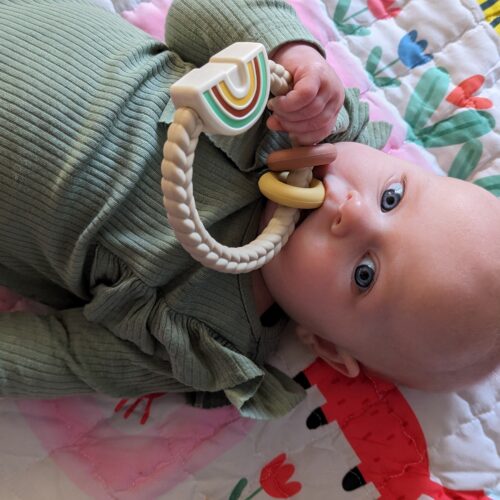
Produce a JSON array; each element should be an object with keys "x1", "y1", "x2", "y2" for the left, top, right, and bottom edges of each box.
[
  {"x1": 267, "y1": 112, "x2": 331, "y2": 144},
  {"x1": 269, "y1": 72, "x2": 321, "y2": 114},
  {"x1": 266, "y1": 114, "x2": 284, "y2": 131},
  {"x1": 289, "y1": 126, "x2": 334, "y2": 146},
  {"x1": 281, "y1": 101, "x2": 341, "y2": 144},
  {"x1": 275, "y1": 102, "x2": 336, "y2": 134},
  {"x1": 268, "y1": 93, "x2": 327, "y2": 122}
]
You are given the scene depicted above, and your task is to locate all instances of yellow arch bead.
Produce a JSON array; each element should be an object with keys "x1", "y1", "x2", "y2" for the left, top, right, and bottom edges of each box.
[{"x1": 258, "y1": 172, "x2": 325, "y2": 209}]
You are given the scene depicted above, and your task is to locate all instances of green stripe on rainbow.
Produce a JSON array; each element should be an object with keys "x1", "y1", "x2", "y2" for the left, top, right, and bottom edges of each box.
[{"x1": 203, "y1": 52, "x2": 269, "y2": 131}]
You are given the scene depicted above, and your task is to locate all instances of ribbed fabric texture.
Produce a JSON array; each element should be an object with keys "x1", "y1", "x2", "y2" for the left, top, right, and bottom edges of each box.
[{"x1": 0, "y1": 0, "x2": 390, "y2": 419}]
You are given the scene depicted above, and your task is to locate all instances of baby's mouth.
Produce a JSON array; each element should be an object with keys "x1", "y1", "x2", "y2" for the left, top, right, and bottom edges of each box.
[
  {"x1": 313, "y1": 167, "x2": 339, "y2": 205},
  {"x1": 313, "y1": 164, "x2": 329, "y2": 180},
  {"x1": 295, "y1": 172, "x2": 337, "y2": 227},
  {"x1": 293, "y1": 160, "x2": 341, "y2": 227}
]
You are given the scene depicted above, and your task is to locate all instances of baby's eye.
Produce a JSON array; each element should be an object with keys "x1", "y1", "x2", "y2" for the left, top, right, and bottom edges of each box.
[
  {"x1": 353, "y1": 256, "x2": 376, "y2": 291},
  {"x1": 381, "y1": 181, "x2": 404, "y2": 212}
]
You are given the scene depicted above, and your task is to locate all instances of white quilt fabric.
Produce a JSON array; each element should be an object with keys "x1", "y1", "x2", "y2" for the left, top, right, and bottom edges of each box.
[{"x1": 0, "y1": 0, "x2": 499, "y2": 498}]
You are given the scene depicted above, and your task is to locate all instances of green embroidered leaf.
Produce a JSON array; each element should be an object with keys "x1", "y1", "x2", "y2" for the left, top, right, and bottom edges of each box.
[
  {"x1": 474, "y1": 175, "x2": 500, "y2": 197},
  {"x1": 229, "y1": 478, "x2": 248, "y2": 500},
  {"x1": 365, "y1": 46, "x2": 382, "y2": 76},
  {"x1": 405, "y1": 126, "x2": 418, "y2": 143},
  {"x1": 373, "y1": 76, "x2": 401, "y2": 87},
  {"x1": 333, "y1": 0, "x2": 351, "y2": 23},
  {"x1": 417, "y1": 110, "x2": 495, "y2": 148},
  {"x1": 448, "y1": 139, "x2": 483, "y2": 180},
  {"x1": 404, "y1": 67, "x2": 449, "y2": 131},
  {"x1": 337, "y1": 23, "x2": 370, "y2": 36}
]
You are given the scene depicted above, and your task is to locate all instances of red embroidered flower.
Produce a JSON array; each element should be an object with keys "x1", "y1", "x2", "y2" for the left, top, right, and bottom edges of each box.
[
  {"x1": 259, "y1": 453, "x2": 302, "y2": 498},
  {"x1": 446, "y1": 75, "x2": 493, "y2": 109},
  {"x1": 367, "y1": 0, "x2": 401, "y2": 19}
]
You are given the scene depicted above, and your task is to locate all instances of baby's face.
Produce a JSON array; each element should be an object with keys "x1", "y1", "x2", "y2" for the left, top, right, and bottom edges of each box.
[{"x1": 262, "y1": 143, "x2": 500, "y2": 388}]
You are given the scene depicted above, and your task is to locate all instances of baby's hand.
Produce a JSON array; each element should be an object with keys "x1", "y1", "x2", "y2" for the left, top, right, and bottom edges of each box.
[{"x1": 267, "y1": 42, "x2": 344, "y2": 146}]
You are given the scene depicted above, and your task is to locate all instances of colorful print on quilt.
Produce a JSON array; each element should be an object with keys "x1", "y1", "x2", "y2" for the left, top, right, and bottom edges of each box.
[
  {"x1": 0, "y1": 0, "x2": 499, "y2": 499},
  {"x1": 316, "y1": 0, "x2": 499, "y2": 193}
]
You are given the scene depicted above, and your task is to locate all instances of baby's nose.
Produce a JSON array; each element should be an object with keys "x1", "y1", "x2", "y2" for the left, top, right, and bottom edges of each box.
[{"x1": 330, "y1": 190, "x2": 372, "y2": 237}]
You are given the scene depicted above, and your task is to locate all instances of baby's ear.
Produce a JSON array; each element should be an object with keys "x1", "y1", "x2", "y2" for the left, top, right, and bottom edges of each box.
[{"x1": 295, "y1": 326, "x2": 360, "y2": 378}]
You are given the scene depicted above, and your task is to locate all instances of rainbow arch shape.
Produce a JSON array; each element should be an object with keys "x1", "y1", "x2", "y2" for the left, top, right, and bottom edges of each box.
[{"x1": 171, "y1": 42, "x2": 271, "y2": 136}]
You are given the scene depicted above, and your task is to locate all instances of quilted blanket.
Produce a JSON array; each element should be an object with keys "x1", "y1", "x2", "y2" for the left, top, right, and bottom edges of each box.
[{"x1": 0, "y1": 0, "x2": 499, "y2": 498}]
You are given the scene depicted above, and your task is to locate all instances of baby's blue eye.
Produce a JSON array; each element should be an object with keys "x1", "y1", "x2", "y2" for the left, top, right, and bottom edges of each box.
[
  {"x1": 353, "y1": 256, "x2": 376, "y2": 291},
  {"x1": 381, "y1": 181, "x2": 404, "y2": 212}
]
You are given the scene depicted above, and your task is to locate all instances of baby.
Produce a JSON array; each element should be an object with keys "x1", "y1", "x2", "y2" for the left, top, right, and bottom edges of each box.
[{"x1": 0, "y1": 0, "x2": 497, "y2": 420}]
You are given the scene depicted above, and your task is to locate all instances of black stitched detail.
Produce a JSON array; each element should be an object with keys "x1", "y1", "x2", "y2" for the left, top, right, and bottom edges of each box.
[{"x1": 342, "y1": 467, "x2": 367, "y2": 491}]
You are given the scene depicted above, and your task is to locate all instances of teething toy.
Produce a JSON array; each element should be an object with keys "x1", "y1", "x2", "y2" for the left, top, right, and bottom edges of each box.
[
  {"x1": 161, "y1": 42, "x2": 328, "y2": 273},
  {"x1": 266, "y1": 144, "x2": 337, "y2": 171},
  {"x1": 258, "y1": 144, "x2": 335, "y2": 209},
  {"x1": 169, "y1": 43, "x2": 269, "y2": 135}
]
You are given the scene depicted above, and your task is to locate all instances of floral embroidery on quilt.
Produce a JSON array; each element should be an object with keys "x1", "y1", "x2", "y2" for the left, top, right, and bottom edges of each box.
[
  {"x1": 229, "y1": 453, "x2": 302, "y2": 499},
  {"x1": 327, "y1": 0, "x2": 499, "y2": 196}
]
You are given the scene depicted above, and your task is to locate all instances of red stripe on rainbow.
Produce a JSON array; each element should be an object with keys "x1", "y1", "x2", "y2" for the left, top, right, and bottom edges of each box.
[{"x1": 210, "y1": 58, "x2": 261, "y2": 119}]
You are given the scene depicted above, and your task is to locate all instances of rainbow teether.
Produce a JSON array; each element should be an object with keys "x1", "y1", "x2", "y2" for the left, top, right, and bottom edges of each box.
[
  {"x1": 170, "y1": 43, "x2": 270, "y2": 135},
  {"x1": 162, "y1": 42, "x2": 326, "y2": 273}
]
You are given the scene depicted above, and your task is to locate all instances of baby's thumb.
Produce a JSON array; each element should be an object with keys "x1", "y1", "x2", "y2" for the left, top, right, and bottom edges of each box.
[{"x1": 266, "y1": 114, "x2": 284, "y2": 131}]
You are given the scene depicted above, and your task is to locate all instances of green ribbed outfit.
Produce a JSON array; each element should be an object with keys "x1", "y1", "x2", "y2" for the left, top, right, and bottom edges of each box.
[{"x1": 0, "y1": 0, "x2": 390, "y2": 418}]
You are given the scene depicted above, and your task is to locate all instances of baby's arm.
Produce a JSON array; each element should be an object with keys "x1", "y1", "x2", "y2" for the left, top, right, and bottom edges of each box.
[{"x1": 165, "y1": 0, "x2": 323, "y2": 69}]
